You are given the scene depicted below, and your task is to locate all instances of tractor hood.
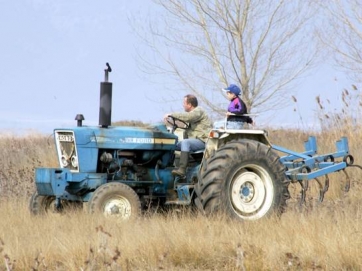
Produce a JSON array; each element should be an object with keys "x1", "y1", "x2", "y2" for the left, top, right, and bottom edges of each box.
[{"x1": 54, "y1": 123, "x2": 178, "y2": 151}]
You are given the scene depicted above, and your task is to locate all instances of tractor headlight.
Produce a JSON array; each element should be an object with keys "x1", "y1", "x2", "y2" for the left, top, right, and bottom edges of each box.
[
  {"x1": 61, "y1": 155, "x2": 69, "y2": 167},
  {"x1": 71, "y1": 156, "x2": 78, "y2": 168}
]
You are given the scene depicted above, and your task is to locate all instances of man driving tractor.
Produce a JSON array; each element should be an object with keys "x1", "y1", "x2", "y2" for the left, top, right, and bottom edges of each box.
[{"x1": 164, "y1": 94, "x2": 212, "y2": 177}]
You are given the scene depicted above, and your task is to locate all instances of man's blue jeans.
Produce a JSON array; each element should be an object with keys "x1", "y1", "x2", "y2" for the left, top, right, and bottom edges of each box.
[{"x1": 176, "y1": 138, "x2": 205, "y2": 152}]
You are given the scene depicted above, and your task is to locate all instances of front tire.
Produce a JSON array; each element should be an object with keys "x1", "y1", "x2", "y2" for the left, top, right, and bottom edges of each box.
[
  {"x1": 195, "y1": 139, "x2": 290, "y2": 221},
  {"x1": 88, "y1": 182, "x2": 141, "y2": 221},
  {"x1": 29, "y1": 191, "x2": 83, "y2": 215},
  {"x1": 29, "y1": 192, "x2": 57, "y2": 215}
]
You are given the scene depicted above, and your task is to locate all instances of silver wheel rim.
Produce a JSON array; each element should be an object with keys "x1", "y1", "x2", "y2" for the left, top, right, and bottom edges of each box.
[
  {"x1": 230, "y1": 165, "x2": 274, "y2": 220},
  {"x1": 103, "y1": 197, "x2": 132, "y2": 219}
]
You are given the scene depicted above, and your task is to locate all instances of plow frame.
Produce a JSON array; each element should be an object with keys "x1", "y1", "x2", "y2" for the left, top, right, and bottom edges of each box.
[{"x1": 272, "y1": 136, "x2": 356, "y2": 204}]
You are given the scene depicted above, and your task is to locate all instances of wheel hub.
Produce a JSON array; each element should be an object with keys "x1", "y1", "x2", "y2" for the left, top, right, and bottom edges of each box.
[
  {"x1": 240, "y1": 182, "x2": 255, "y2": 202},
  {"x1": 104, "y1": 198, "x2": 132, "y2": 219},
  {"x1": 231, "y1": 171, "x2": 266, "y2": 214},
  {"x1": 110, "y1": 205, "x2": 120, "y2": 214}
]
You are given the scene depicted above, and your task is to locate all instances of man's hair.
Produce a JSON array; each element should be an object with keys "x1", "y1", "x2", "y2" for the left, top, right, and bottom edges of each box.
[{"x1": 185, "y1": 94, "x2": 198, "y2": 107}]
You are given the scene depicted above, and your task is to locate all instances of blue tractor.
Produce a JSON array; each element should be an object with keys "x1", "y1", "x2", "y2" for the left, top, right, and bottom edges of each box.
[{"x1": 29, "y1": 64, "x2": 357, "y2": 221}]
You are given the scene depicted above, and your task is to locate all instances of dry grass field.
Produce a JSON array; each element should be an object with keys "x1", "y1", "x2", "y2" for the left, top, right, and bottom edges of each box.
[{"x1": 0, "y1": 122, "x2": 362, "y2": 270}]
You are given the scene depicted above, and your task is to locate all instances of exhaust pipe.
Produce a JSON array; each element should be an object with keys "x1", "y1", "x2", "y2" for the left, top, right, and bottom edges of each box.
[{"x1": 99, "y1": 63, "x2": 112, "y2": 128}]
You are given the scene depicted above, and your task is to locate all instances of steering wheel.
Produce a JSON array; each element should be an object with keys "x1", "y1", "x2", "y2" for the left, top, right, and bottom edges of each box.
[{"x1": 166, "y1": 116, "x2": 189, "y2": 133}]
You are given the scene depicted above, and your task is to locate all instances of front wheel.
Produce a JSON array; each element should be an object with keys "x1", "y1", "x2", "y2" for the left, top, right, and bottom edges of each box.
[
  {"x1": 88, "y1": 182, "x2": 141, "y2": 221},
  {"x1": 195, "y1": 139, "x2": 290, "y2": 221},
  {"x1": 29, "y1": 191, "x2": 83, "y2": 215}
]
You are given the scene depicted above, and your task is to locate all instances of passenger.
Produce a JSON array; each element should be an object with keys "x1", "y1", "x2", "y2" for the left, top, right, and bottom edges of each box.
[
  {"x1": 222, "y1": 84, "x2": 253, "y2": 129},
  {"x1": 164, "y1": 94, "x2": 212, "y2": 177}
]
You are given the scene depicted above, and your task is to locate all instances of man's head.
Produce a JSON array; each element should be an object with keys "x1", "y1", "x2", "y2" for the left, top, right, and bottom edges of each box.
[
  {"x1": 183, "y1": 94, "x2": 198, "y2": 112},
  {"x1": 223, "y1": 84, "x2": 241, "y2": 96}
]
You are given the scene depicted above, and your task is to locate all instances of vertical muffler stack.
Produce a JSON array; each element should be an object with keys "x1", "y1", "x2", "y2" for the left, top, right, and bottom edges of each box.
[{"x1": 99, "y1": 63, "x2": 112, "y2": 128}]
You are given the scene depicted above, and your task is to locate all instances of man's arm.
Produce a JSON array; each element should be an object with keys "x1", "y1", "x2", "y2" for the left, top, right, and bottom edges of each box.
[{"x1": 168, "y1": 108, "x2": 203, "y2": 123}]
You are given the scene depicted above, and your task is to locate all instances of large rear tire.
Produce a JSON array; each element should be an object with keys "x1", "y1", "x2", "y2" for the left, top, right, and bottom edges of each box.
[
  {"x1": 88, "y1": 182, "x2": 141, "y2": 221},
  {"x1": 195, "y1": 139, "x2": 290, "y2": 221}
]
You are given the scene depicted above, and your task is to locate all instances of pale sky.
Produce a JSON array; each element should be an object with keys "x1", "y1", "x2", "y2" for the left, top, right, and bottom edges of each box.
[{"x1": 0, "y1": 1, "x2": 351, "y2": 135}]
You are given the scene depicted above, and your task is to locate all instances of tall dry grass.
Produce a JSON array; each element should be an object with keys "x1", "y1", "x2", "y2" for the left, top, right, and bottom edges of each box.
[
  {"x1": 0, "y1": 132, "x2": 57, "y2": 200},
  {"x1": 1, "y1": 198, "x2": 362, "y2": 270},
  {"x1": 1, "y1": 109, "x2": 362, "y2": 269}
]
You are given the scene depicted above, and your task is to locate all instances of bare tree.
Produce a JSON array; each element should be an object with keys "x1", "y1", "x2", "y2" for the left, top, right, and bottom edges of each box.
[
  {"x1": 318, "y1": 0, "x2": 362, "y2": 82},
  {"x1": 133, "y1": 0, "x2": 321, "y2": 118}
]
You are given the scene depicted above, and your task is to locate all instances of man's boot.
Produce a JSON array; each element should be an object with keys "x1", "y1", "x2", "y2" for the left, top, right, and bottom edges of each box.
[{"x1": 172, "y1": 151, "x2": 189, "y2": 177}]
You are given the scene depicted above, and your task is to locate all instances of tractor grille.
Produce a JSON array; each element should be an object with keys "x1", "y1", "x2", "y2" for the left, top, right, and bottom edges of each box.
[{"x1": 55, "y1": 130, "x2": 79, "y2": 172}]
